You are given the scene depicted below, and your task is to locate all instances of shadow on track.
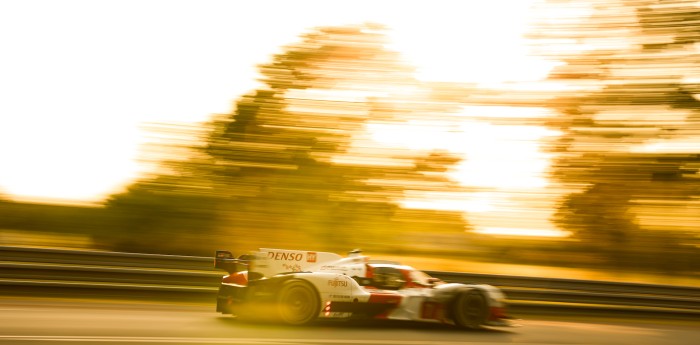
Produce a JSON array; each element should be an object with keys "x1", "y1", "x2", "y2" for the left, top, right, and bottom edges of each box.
[{"x1": 216, "y1": 315, "x2": 516, "y2": 334}]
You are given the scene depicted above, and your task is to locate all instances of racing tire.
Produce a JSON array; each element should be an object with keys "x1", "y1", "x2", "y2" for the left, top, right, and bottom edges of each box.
[
  {"x1": 276, "y1": 279, "x2": 320, "y2": 326},
  {"x1": 452, "y1": 290, "x2": 488, "y2": 329},
  {"x1": 216, "y1": 285, "x2": 237, "y2": 318}
]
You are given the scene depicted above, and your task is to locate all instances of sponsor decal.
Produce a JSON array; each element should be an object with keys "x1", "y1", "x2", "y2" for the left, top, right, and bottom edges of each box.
[
  {"x1": 320, "y1": 265, "x2": 348, "y2": 272},
  {"x1": 282, "y1": 263, "x2": 302, "y2": 272},
  {"x1": 328, "y1": 278, "x2": 348, "y2": 288},
  {"x1": 328, "y1": 294, "x2": 351, "y2": 299},
  {"x1": 267, "y1": 251, "x2": 303, "y2": 261},
  {"x1": 307, "y1": 252, "x2": 317, "y2": 263}
]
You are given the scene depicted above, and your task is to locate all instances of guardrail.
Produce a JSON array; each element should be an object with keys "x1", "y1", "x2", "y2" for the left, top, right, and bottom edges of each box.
[
  {"x1": 2, "y1": 246, "x2": 699, "y2": 318},
  {"x1": 425, "y1": 271, "x2": 700, "y2": 311},
  {"x1": 1, "y1": 245, "x2": 211, "y2": 270}
]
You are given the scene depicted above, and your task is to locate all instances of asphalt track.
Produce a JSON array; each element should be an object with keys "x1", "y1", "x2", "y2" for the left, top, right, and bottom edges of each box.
[{"x1": 0, "y1": 297, "x2": 697, "y2": 345}]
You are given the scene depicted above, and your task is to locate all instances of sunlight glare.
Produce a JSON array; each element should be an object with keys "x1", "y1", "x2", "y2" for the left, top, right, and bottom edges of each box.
[
  {"x1": 401, "y1": 191, "x2": 498, "y2": 213},
  {"x1": 0, "y1": 118, "x2": 143, "y2": 203},
  {"x1": 0, "y1": 0, "x2": 557, "y2": 229},
  {"x1": 475, "y1": 227, "x2": 571, "y2": 237}
]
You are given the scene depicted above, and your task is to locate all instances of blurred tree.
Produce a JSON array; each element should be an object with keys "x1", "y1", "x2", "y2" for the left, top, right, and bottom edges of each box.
[
  {"x1": 101, "y1": 24, "x2": 470, "y2": 254},
  {"x1": 533, "y1": 0, "x2": 700, "y2": 267},
  {"x1": 0, "y1": 199, "x2": 109, "y2": 250},
  {"x1": 98, "y1": 174, "x2": 221, "y2": 254},
  {"x1": 203, "y1": 24, "x2": 468, "y2": 251}
]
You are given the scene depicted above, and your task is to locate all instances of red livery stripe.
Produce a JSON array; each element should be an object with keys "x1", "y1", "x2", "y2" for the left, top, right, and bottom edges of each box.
[{"x1": 367, "y1": 293, "x2": 402, "y2": 304}]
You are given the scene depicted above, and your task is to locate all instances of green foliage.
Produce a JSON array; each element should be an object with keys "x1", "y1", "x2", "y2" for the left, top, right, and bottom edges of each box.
[{"x1": 97, "y1": 176, "x2": 221, "y2": 255}]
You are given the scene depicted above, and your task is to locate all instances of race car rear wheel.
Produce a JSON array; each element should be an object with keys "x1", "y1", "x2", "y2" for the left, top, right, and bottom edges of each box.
[
  {"x1": 452, "y1": 290, "x2": 488, "y2": 329},
  {"x1": 276, "y1": 279, "x2": 320, "y2": 326}
]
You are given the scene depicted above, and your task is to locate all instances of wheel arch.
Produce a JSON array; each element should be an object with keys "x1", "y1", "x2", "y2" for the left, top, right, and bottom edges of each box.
[
  {"x1": 448, "y1": 287, "x2": 491, "y2": 329},
  {"x1": 275, "y1": 277, "x2": 323, "y2": 325},
  {"x1": 280, "y1": 277, "x2": 323, "y2": 303}
]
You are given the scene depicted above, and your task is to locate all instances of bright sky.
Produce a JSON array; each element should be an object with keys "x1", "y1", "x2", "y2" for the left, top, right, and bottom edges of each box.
[{"x1": 0, "y1": 0, "x2": 567, "y2": 235}]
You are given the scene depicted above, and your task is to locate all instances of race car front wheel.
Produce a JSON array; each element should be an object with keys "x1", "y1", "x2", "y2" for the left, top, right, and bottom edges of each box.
[
  {"x1": 452, "y1": 290, "x2": 488, "y2": 329},
  {"x1": 276, "y1": 279, "x2": 320, "y2": 325}
]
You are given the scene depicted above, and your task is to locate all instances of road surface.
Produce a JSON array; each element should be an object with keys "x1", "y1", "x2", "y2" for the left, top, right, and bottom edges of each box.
[{"x1": 0, "y1": 297, "x2": 697, "y2": 345}]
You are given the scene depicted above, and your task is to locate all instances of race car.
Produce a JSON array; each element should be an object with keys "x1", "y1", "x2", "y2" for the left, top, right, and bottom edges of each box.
[{"x1": 215, "y1": 248, "x2": 512, "y2": 328}]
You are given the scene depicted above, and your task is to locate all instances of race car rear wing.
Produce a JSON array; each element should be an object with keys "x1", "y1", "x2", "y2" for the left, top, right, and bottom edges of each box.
[
  {"x1": 215, "y1": 248, "x2": 347, "y2": 277},
  {"x1": 214, "y1": 250, "x2": 250, "y2": 274}
]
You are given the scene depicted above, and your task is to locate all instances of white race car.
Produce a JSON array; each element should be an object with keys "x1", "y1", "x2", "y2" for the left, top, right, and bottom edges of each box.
[{"x1": 215, "y1": 248, "x2": 513, "y2": 328}]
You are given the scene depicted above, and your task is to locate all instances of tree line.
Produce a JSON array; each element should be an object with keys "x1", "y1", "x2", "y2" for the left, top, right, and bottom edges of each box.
[{"x1": 2, "y1": 2, "x2": 698, "y2": 273}]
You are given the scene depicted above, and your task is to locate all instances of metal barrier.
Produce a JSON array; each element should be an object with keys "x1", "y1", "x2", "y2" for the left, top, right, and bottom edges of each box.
[
  {"x1": 2, "y1": 246, "x2": 699, "y2": 317},
  {"x1": 1, "y1": 246, "x2": 211, "y2": 270}
]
